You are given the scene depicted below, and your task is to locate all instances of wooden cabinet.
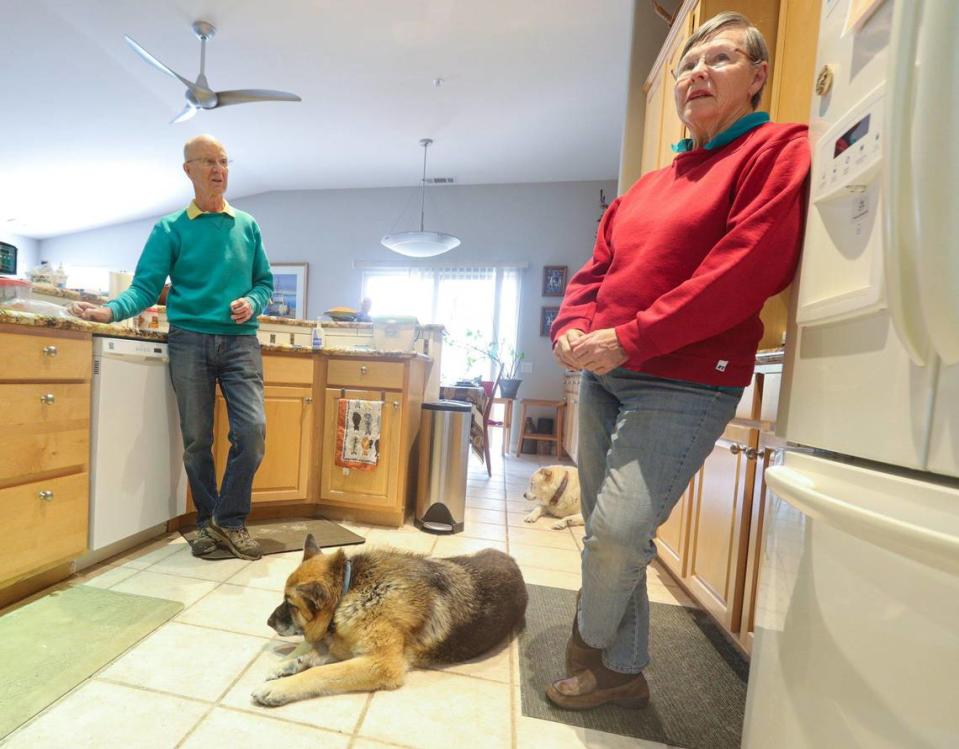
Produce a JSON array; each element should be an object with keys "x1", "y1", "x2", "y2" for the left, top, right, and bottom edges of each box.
[
  {"x1": 0, "y1": 327, "x2": 92, "y2": 586},
  {"x1": 562, "y1": 371, "x2": 581, "y2": 464},
  {"x1": 656, "y1": 479, "x2": 695, "y2": 579}
]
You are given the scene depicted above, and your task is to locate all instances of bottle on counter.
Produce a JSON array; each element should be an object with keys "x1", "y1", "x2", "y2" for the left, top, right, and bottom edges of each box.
[{"x1": 312, "y1": 325, "x2": 324, "y2": 350}]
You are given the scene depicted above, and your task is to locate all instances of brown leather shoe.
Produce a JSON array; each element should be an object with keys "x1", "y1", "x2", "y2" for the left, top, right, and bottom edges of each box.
[{"x1": 546, "y1": 668, "x2": 650, "y2": 711}]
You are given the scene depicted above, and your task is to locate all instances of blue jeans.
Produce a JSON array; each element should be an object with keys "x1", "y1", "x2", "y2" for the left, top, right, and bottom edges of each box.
[
  {"x1": 576, "y1": 369, "x2": 742, "y2": 673},
  {"x1": 167, "y1": 326, "x2": 266, "y2": 529}
]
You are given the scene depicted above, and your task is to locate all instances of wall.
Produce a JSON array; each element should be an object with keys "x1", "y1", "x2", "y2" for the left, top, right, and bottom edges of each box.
[
  {"x1": 0, "y1": 232, "x2": 39, "y2": 279},
  {"x1": 39, "y1": 180, "x2": 615, "y2": 401}
]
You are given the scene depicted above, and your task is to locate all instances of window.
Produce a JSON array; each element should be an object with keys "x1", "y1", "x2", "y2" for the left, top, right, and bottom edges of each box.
[{"x1": 361, "y1": 266, "x2": 522, "y2": 384}]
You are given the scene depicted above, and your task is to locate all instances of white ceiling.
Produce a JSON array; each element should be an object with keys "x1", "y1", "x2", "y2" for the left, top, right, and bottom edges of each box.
[{"x1": 1, "y1": 0, "x2": 633, "y2": 239}]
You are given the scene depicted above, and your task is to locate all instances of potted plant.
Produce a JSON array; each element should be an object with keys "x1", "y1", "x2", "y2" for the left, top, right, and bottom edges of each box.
[{"x1": 495, "y1": 343, "x2": 524, "y2": 399}]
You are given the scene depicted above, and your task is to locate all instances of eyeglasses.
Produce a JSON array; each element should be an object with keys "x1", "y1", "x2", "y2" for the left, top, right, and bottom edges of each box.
[
  {"x1": 186, "y1": 158, "x2": 232, "y2": 169},
  {"x1": 672, "y1": 45, "x2": 757, "y2": 81}
]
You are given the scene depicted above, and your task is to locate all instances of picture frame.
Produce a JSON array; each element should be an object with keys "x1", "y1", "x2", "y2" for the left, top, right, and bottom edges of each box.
[
  {"x1": 266, "y1": 262, "x2": 309, "y2": 319},
  {"x1": 541, "y1": 306, "x2": 560, "y2": 337},
  {"x1": 542, "y1": 265, "x2": 568, "y2": 297}
]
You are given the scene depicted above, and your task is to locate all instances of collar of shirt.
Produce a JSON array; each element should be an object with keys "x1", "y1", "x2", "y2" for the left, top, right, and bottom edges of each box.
[
  {"x1": 671, "y1": 111, "x2": 771, "y2": 154},
  {"x1": 186, "y1": 199, "x2": 236, "y2": 219}
]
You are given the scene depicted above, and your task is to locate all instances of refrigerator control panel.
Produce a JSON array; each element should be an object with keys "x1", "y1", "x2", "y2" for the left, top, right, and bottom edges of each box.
[{"x1": 813, "y1": 84, "x2": 884, "y2": 203}]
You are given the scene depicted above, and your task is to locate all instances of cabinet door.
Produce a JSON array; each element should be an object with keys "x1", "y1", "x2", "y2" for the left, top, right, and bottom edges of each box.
[
  {"x1": 640, "y1": 73, "x2": 665, "y2": 175},
  {"x1": 656, "y1": 15, "x2": 694, "y2": 169},
  {"x1": 214, "y1": 385, "x2": 313, "y2": 503},
  {"x1": 655, "y1": 477, "x2": 695, "y2": 579},
  {"x1": 685, "y1": 424, "x2": 757, "y2": 632},
  {"x1": 320, "y1": 388, "x2": 401, "y2": 509}
]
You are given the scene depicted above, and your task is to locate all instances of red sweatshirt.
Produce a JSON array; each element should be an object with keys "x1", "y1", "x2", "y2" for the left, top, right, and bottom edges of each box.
[{"x1": 552, "y1": 122, "x2": 810, "y2": 387}]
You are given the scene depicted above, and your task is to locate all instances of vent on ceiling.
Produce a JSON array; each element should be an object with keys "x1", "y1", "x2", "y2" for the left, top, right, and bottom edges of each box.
[{"x1": 423, "y1": 177, "x2": 455, "y2": 184}]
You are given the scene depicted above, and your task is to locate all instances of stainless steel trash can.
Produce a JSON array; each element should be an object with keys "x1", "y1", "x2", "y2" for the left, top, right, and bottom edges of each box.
[{"x1": 415, "y1": 399, "x2": 472, "y2": 534}]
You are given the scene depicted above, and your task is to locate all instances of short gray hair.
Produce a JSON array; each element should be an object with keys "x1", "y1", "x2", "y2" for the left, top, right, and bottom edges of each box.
[{"x1": 679, "y1": 12, "x2": 769, "y2": 109}]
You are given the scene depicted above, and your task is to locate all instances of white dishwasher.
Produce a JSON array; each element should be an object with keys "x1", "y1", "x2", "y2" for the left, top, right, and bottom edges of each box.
[{"x1": 89, "y1": 336, "x2": 187, "y2": 551}]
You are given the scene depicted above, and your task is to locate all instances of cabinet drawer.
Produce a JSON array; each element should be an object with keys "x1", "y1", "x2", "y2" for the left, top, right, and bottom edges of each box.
[
  {"x1": 327, "y1": 359, "x2": 404, "y2": 390},
  {"x1": 263, "y1": 354, "x2": 314, "y2": 385},
  {"x1": 0, "y1": 472, "x2": 89, "y2": 583},
  {"x1": 1, "y1": 383, "x2": 91, "y2": 480},
  {"x1": 0, "y1": 330, "x2": 91, "y2": 381}
]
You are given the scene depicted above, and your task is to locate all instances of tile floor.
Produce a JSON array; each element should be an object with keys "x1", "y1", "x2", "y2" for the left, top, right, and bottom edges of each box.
[{"x1": 2, "y1": 440, "x2": 696, "y2": 749}]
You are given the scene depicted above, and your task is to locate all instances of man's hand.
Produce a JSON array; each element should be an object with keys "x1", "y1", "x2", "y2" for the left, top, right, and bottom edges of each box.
[
  {"x1": 68, "y1": 302, "x2": 113, "y2": 323},
  {"x1": 570, "y1": 328, "x2": 627, "y2": 375},
  {"x1": 553, "y1": 329, "x2": 586, "y2": 370},
  {"x1": 230, "y1": 298, "x2": 254, "y2": 324}
]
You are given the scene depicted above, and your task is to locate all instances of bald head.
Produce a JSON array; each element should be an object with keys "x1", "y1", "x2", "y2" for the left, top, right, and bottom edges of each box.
[{"x1": 183, "y1": 134, "x2": 226, "y2": 162}]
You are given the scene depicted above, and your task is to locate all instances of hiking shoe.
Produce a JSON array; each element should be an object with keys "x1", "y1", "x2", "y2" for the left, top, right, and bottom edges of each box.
[
  {"x1": 208, "y1": 523, "x2": 262, "y2": 560},
  {"x1": 191, "y1": 526, "x2": 220, "y2": 557}
]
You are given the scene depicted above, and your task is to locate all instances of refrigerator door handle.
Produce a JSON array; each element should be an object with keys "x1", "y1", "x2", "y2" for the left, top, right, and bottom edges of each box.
[
  {"x1": 912, "y1": 0, "x2": 959, "y2": 365},
  {"x1": 765, "y1": 465, "x2": 959, "y2": 576},
  {"x1": 881, "y1": 0, "x2": 930, "y2": 366}
]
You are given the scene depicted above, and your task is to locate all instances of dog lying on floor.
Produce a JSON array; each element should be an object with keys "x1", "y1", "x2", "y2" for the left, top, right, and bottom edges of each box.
[
  {"x1": 523, "y1": 465, "x2": 584, "y2": 529},
  {"x1": 252, "y1": 534, "x2": 527, "y2": 706}
]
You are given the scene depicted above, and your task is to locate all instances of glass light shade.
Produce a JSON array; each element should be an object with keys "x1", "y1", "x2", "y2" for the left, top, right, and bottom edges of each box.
[{"x1": 380, "y1": 231, "x2": 461, "y2": 258}]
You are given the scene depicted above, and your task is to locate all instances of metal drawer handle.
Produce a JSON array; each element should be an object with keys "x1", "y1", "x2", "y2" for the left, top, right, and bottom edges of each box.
[
  {"x1": 392, "y1": 400, "x2": 399, "y2": 409},
  {"x1": 42, "y1": 345, "x2": 58, "y2": 357},
  {"x1": 728, "y1": 443, "x2": 742, "y2": 455},
  {"x1": 38, "y1": 490, "x2": 54, "y2": 501},
  {"x1": 360, "y1": 365, "x2": 368, "y2": 375},
  {"x1": 40, "y1": 394, "x2": 56, "y2": 405},
  {"x1": 303, "y1": 396, "x2": 313, "y2": 405}
]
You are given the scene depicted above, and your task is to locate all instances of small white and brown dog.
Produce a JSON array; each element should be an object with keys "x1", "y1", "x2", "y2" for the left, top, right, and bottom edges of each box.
[{"x1": 522, "y1": 466, "x2": 584, "y2": 529}]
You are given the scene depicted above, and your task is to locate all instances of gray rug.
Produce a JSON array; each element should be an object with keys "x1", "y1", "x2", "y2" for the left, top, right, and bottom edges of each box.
[
  {"x1": 181, "y1": 517, "x2": 365, "y2": 559},
  {"x1": 518, "y1": 584, "x2": 748, "y2": 749}
]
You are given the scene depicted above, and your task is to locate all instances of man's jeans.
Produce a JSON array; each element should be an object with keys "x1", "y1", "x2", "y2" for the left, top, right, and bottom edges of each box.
[
  {"x1": 167, "y1": 326, "x2": 266, "y2": 530},
  {"x1": 576, "y1": 368, "x2": 742, "y2": 673}
]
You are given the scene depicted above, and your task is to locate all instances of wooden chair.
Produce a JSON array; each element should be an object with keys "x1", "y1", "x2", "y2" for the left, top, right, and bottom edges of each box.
[
  {"x1": 515, "y1": 399, "x2": 566, "y2": 458},
  {"x1": 481, "y1": 364, "x2": 504, "y2": 476}
]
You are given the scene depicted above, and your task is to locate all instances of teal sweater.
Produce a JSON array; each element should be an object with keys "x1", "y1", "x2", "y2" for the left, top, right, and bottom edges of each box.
[{"x1": 106, "y1": 207, "x2": 274, "y2": 335}]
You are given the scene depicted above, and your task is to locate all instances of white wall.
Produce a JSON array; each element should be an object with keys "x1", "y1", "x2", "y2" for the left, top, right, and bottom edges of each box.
[
  {"x1": 39, "y1": 179, "x2": 614, "y2": 400},
  {"x1": 0, "y1": 232, "x2": 39, "y2": 279}
]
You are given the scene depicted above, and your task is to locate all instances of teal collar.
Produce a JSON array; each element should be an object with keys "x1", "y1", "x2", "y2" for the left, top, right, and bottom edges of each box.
[
  {"x1": 672, "y1": 111, "x2": 770, "y2": 153},
  {"x1": 341, "y1": 559, "x2": 352, "y2": 597}
]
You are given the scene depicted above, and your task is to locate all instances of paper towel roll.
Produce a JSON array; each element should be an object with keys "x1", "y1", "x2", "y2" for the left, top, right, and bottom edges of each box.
[{"x1": 109, "y1": 271, "x2": 133, "y2": 298}]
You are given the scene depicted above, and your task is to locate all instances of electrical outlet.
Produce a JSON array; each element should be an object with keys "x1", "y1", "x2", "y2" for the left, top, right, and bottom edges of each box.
[{"x1": 520, "y1": 361, "x2": 533, "y2": 374}]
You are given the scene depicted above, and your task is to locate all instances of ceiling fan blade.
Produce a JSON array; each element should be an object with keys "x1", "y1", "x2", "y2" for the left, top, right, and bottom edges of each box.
[
  {"x1": 214, "y1": 89, "x2": 302, "y2": 107},
  {"x1": 124, "y1": 35, "x2": 201, "y2": 93},
  {"x1": 170, "y1": 103, "x2": 197, "y2": 124}
]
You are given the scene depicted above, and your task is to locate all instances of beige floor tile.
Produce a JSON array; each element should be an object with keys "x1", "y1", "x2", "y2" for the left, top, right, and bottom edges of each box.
[
  {"x1": 431, "y1": 535, "x2": 507, "y2": 557},
  {"x1": 465, "y1": 497, "x2": 506, "y2": 511},
  {"x1": 427, "y1": 636, "x2": 512, "y2": 683},
  {"x1": 519, "y1": 566, "x2": 582, "y2": 591},
  {"x1": 466, "y1": 488, "x2": 506, "y2": 500},
  {"x1": 175, "y1": 583, "x2": 283, "y2": 638},
  {"x1": 351, "y1": 740, "x2": 408, "y2": 749},
  {"x1": 75, "y1": 563, "x2": 140, "y2": 589},
  {"x1": 510, "y1": 543, "x2": 582, "y2": 574},
  {"x1": 99, "y1": 621, "x2": 265, "y2": 701},
  {"x1": 359, "y1": 669, "x2": 510, "y2": 749},
  {"x1": 571, "y1": 525, "x2": 586, "y2": 549},
  {"x1": 109, "y1": 569, "x2": 218, "y2": 607},
  {"x1": 220, "y1": 643, "x2": 368, "y2": 734},
  {"x1": 2, "y1": 679, "x2": 208, "y2": 749},
  {"x1": 459, "y1": 521, "x2": 507, "y2": 543},
  {"x1": 362, "y1": 529, "x2": 436, "y2": 555},
  {"x1": 225, "y1": 551, "x2": 303, "y2": 591},
  {"x1": 507, "y1": 526, "x2": 579, "y2": 550},
  {"x1": 647, "y1": 583, "x2": 697, "y2": 608},
  {"x1": 146, "y1": 545, "x2": 253, "y2": 582},
  {"x1": 465, "y1": 508, "x2": 505, "y2": 526},
  {"x1": 181, "y1": 706, "x2": 351, "y2": 748},
  {"x1": 116, "y1": 535, "x2": 189, "y2": 570}
]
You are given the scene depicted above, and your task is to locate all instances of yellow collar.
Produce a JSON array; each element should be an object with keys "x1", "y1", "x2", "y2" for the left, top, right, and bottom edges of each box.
[{"x1": 186, "y1": 199, "x2": 236, "y2": 219}]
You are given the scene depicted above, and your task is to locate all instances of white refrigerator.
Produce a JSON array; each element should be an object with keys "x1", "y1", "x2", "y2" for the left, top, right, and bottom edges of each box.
[{"x1": 742, "y1": 1, "x2": 959, "y2": 747}]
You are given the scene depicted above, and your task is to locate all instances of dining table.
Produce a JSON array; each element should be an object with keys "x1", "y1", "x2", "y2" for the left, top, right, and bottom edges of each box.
[{"x1": 438, "y1": 384, "x2": 488, "y2": 461}]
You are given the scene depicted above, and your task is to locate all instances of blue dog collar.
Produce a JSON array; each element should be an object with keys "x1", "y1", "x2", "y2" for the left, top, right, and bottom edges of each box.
[{"x1": 341, "y1": 559, "x2": 352, "y2": 597}]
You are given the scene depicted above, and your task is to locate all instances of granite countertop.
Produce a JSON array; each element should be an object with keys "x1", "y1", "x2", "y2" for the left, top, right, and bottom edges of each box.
[
  {"x1": 0, "y1": 309, "x2": 429, "y2": 360},
  {"x1": 30, "y1": 283, "x2": 109, "y2": 304}
]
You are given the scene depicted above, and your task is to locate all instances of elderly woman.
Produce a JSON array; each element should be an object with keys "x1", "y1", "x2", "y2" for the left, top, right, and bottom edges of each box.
[{"x1": 548, "y1": 12, "x2": 810, "y2": 710}]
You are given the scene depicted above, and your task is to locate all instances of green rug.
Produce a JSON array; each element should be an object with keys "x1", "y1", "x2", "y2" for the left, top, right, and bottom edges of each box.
[
  {"x1": 518, "y1": 584, "x2": 748, "y2": 749},
  {"x1": 0, "y1": 585, "x2": 183, "y2": 739}
]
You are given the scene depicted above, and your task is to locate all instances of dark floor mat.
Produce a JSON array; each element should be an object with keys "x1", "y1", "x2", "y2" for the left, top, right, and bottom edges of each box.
[
  {"x1": 518, "y1": 584, "x2": 748, "y2": 749},
  {"x1": 180, "y1": 517, "x2": 365, "y2": 558}
]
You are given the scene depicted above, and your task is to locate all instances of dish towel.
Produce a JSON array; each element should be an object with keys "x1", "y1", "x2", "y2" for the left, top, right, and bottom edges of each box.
[{"x1": 335, "y1": 398, "x2": 382, "y2": 471}]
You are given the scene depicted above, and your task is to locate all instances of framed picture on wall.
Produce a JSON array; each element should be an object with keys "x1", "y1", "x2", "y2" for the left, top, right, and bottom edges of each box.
[
  {"x1": 266, "y1": 262, "x2": 309, "y2": 319},
  {"x1": 542, "y1": 265, "x2": 568, "y2": 297},
  {"x1": 540, "y1": 306, "x2": 560, "y2": 337}
]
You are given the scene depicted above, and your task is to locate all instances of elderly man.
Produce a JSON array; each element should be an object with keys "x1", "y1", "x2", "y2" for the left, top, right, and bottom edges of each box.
[{"x1": 71, "y1": 135, "x2": 274, "y2": 560}]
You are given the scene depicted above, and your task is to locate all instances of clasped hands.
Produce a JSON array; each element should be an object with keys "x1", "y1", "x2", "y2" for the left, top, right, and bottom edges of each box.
[
  {"x1": 67, "y1": 298, "x2": 253, "y2": 324},
  {"x1": 553, "y1": 328, "x2": 627, "y2": 375}
]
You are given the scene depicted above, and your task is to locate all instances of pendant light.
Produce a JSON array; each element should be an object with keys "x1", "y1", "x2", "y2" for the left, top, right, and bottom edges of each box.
[{"x1": 381, "y1": 138, "x2": 461, "y2": 257}]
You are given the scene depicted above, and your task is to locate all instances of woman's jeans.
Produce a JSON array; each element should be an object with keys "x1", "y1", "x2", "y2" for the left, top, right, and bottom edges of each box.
[
  {"x1": 167, "y1": 326, "x2": 266, "y2": 530},
  {"x1": 576, "y1": 368, "x2": 742, "y2": 673}
]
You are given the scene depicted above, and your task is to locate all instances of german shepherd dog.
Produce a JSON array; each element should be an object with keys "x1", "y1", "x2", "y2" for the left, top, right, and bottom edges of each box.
[{"x1": 252, "y1": 534, "x2": 528, "y2": 706}]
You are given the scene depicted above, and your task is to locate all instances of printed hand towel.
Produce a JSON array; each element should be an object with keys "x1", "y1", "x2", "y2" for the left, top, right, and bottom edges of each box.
[{"x1": 335, "y1": 398, "x2": 383, "y2": 470}]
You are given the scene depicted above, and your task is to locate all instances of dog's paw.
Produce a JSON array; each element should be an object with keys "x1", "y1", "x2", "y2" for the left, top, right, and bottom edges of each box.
[
  {"x1": 251, "y1": 681, "x2": 296, "y2": 707},
  {"x1": 266, "y1": 657, "x2": 304, "y2": 681},
  {"x1": 523, "y1": 509, "x2": 541, "y2": 523},
  {"x1": 550, "y1": 519, "x2": 569, "y2": 529}
]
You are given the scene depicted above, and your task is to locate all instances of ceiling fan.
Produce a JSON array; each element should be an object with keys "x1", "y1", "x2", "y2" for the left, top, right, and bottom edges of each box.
[{"x1": 125, "y1": 20, "x2": 302, "y2": 124}]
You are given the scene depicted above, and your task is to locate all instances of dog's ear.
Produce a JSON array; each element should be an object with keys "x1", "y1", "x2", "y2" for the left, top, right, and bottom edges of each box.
[
  {"x1": 302, "y1": 533, "x2": 322, "y2": 561},
  {"x1": 541, "y1": 468, "x2": 553, "y2": 480},
  {"x1": 295, "y1": 582, "x2": 328, "y2": 615}
]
